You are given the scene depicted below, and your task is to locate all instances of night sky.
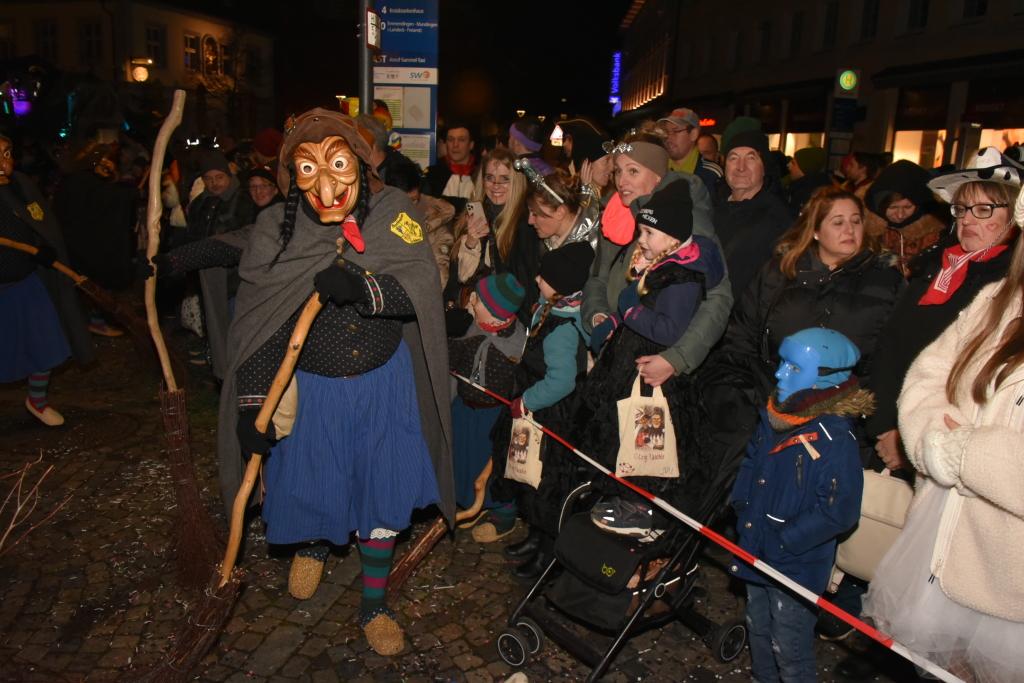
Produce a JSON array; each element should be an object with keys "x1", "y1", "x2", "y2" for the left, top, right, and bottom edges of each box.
[{"x1": 172, "y1": 0, "x2": 633, "y2": 131}]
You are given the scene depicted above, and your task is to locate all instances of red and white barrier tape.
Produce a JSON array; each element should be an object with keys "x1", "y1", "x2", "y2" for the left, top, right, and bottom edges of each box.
[{"x1": 450, "y1": 370, "x2": 963, "y2": 683}]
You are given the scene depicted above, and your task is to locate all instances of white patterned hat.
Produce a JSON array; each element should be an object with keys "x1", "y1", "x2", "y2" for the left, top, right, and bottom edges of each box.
[{"x1": 928, "y1": 147, "x2": 1024, "y2": 202}]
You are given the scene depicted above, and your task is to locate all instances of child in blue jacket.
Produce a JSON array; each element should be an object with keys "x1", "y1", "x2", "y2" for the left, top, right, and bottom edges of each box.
[
  {"x1": 490, "y1": 242, "x2": 593, "y2": 580},
  {"x1": 730, "y1": 328, "x2": 868, "y2": 683}
]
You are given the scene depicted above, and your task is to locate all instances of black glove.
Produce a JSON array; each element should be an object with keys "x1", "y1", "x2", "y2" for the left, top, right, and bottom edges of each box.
[
  {"x1": 313, "y1": 264, "x2": 369, "y2": 306},
  {"x1": 139, "y1": 253, "x2": 174, "y2": 280},
  {"x1": 32, "y1": 244, "x2": 58, "y2": 269},
  {"x1": 236, "y1": 410, "x2": 277, "y2": 461},
  {"x1": 445, "y1": 307, "x2": 474, "y2": 338}
]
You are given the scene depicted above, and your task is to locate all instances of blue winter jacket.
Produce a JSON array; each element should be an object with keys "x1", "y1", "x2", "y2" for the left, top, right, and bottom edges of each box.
[{"x1": 729, "y1": 408, "x2": 863, "y2": 594}]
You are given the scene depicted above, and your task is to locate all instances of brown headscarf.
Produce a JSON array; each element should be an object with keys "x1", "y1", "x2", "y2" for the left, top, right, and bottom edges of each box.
[{"x1": 277, "y1": 108, "x2": 383, "y2": 195}]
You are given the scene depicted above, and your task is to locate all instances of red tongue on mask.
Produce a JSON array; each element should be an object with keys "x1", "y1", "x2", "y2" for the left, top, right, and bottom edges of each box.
[{"x1": 343, "y1": 215, "x2": 364, "y2": 252}]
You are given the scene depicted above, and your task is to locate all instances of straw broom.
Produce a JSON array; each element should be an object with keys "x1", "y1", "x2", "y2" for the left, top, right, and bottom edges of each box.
[{"x1": 138, "y1": 90, "x2": 225, "y2": 594}]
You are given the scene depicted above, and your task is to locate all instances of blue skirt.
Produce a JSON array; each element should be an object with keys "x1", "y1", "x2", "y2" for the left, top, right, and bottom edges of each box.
[
  {"x1": 262, "y1": 340, "x2": 441, "y2": 544},
  {"x1": 452, "y1": 397, "x2": 504, "y2": 510},
  {"x1": 0, "y1": 272, "x2": 71, "y2": 382}
]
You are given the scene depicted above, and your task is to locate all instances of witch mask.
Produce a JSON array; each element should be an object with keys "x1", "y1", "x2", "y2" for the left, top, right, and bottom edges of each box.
[
  {"x1": 0, "y1": 136, "x2": 12, "y2": 186},
  {"x1": 294, "y1": 136, "x2": 360, "y2": 223}
]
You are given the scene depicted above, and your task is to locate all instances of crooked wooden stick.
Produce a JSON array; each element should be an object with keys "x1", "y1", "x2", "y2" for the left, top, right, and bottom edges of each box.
[
  {"x1": 145, "y1": 89, "x2": 186, "y2": 391},
  {"x1": 220, "y1": 295, "x2": 324, "y2": 587}
]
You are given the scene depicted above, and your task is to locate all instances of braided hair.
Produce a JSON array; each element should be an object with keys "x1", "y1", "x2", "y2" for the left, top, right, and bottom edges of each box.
[{"x1": 270, "y1": 159, "x2": 373, "y2": 268}]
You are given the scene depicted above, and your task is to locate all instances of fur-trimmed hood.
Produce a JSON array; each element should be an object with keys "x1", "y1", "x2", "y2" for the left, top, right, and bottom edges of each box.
[{"x1": 865, "y1": 209, "x2": 948, "y2": 243}]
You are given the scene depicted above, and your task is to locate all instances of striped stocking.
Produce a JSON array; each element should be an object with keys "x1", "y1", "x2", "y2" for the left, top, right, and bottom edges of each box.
[
  {"x1": 357, "y1": 530, "x2": 397, "y2": 622},
  {"x1": 27, "y1": 371, "x2": 52, "y2": 410}
]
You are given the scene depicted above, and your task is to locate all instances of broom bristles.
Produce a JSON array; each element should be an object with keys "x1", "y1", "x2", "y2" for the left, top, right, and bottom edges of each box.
[
  {"x1": 160, "y1": 388, "x2": 225, "y2": 593},
  {"x1": 118, "y1": 568, "x2": 242, "y2": 683}
]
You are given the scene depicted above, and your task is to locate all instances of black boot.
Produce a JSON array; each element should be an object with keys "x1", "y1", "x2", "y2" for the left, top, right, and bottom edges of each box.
[
  {"x1": 504, "y1": 527, "x2": 542, "y2": 559},
  {"x1": 511, "y1": 546, "x2": 552, "y2": 581}
]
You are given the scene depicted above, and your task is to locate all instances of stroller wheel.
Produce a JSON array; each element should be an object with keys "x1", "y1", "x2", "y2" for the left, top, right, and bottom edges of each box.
[
  {"x1": 514, "y1": 616, "x2": 546, "y2": 654},
  {"x1": 497, "y1": 628, "x2": 530, "y2": 667},
  {"x1": 707, "y1": 618, "x2": 747, "y2": 663}
]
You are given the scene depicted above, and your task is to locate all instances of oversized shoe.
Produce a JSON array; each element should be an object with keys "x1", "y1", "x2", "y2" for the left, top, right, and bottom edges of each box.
[
  {"x1": 288, "y1": 555, "x2": 325, "y2": 600},
  {"x1": 362, "y1": 609, "x2": 405, "y2": 656},
  {"x1": 25, "y1": 398, "x2": 64, "y2": 426},
  {"x1": 472, "y1": 520, "x2": 516, "y2": 543}
]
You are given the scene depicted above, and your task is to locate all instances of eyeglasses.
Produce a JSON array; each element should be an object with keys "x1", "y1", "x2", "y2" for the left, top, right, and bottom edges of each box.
[
  {"x1": 950, "y1": 203, "x2": 1009, "y2": 219},
  {"x1": 484, "y1": 174, "x2": 510, "y2": 185}
]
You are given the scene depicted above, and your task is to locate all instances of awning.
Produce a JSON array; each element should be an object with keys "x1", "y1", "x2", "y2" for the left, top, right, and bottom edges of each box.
[{"x1": 872, "y1": 49, "x2": 1024, "y2": 89}]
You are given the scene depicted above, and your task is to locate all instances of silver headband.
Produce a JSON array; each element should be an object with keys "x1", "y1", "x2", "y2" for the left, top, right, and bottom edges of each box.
[{"x1": 513, "y1": 158, "x2": 564, "y2": 205}]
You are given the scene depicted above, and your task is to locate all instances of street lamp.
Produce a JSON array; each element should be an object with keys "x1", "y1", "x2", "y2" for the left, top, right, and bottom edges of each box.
[
  {"x1": 516, "y1": 110, "x2": 525, "y2": 117},
  {"x1": 131, "y1": 58, "x2": 153, "y2": 82}
]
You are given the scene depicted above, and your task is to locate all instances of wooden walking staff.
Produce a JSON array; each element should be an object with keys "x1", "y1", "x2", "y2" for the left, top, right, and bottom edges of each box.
[{"x1": 220, "y1": 294, "x2": 323, "y2": 586}]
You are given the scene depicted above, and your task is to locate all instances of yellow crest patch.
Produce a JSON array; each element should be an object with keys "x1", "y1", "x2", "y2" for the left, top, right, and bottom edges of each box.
[
  {"x1": 27, "y1": 202, "x2": 44, "y2": 221},
  {"x1": 390, "y1": 212, "x2": 423, "y2": 244}
]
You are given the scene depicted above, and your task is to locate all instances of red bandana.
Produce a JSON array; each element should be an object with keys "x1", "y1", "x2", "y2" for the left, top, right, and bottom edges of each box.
[
  {"x1": 918, "y1": 243, "x2": 1008, "y2": 306},
  {"x1": 343, "y1": 214, "x2": 364, "y2": 253},
  {"x1": 446, "y1": 155, "x2": 477, "y2": 177},
  {"x1": 602, "y1": 193, "x2": 636, "y2": 246},
  {"x1": 478, "y1": 317, "x2": 514, "y2": 333}
]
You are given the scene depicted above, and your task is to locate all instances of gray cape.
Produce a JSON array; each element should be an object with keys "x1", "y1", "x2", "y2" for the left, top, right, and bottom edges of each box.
[
  {"x1": 216, "y1": 186, "x2": 455, "y2": 526},
  {"x1": 0, "y1": 172, "x2": 96, "y2": 365},
  {"x1": 202, "y1": 225, "x2": 253, "y2": 380}
]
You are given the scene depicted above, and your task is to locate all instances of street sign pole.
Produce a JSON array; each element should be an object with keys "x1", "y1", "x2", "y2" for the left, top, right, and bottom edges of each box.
[
  {"x1": 827, "y1": 68, "x2": 860, "y2": 172},
  {"x1": 358, "y1": 0, "x2": 377, "y2": 116}
]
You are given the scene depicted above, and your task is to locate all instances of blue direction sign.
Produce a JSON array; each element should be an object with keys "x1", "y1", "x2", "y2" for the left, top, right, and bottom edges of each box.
[{"x1": 373, "y1": 1, "x2": 440, "y2": 168}]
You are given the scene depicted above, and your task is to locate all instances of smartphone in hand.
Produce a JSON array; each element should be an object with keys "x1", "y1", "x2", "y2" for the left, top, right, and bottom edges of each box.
[{"x1": 466, "y1": 201, "x2": 490, "y2": 231}]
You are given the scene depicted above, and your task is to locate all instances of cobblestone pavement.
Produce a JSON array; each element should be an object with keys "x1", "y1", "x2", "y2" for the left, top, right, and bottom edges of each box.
[{"x1": 0, "y1": 318, "x2": 907, "y2": 683}]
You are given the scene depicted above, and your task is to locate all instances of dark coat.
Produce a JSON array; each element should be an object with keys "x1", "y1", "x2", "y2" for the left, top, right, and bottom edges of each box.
[
  {"x1": 724, "y1": 249, "x2": 906, "y2": 394},
  {"x1": 52, "y1": 170, "x2": 138, "y2": 289},
  {"x1": 0, "y1": 173, "x2": 95, "y2": 365},
  {"x1": 730, "y1": 408, "x2": 863, "y2": 593},
  {"x1": 786, "y1": 171, "x2": 832, "y2": 215},
  {"x1": 712, "y1": 174, "x2": 795, "y2": 300},
  {"x1": 865, "y1": 234, "x2": 1015, "y2": 440}
]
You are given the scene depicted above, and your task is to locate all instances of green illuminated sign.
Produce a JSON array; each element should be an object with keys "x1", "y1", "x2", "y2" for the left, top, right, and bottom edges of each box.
[{"x1": 839, "y1": 70, "x2": 858, "y2": 91}]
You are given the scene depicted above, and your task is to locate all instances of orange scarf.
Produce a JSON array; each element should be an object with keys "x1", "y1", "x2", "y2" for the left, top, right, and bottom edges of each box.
[{"x1": 601, "y1": 194, "x2": 635, "y2": 246}]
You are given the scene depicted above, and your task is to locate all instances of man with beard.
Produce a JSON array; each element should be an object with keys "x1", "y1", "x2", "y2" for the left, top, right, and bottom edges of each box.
[{"x1": 218, "y1": 110, "x2": 453, "y2": 656}]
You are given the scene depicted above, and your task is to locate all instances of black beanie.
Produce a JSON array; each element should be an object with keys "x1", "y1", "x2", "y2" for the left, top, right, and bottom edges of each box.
[
  {"x1": 636, "y1": 179, "x2": 693, "y2": 243},
  {"x1": 199, "y1": 150, "x2": 232, "y2": 176},
  {"x1": 539, "y1": 241, "x2": 595, "y2": 296},
  {"x1": 722, "y1": 129, "x2": 771, "y2": 161}
]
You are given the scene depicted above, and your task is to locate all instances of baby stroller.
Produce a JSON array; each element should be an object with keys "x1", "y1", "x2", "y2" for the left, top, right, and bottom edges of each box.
[{"x1": 495, "y1": 452, "x2": 748, "y2": 682}]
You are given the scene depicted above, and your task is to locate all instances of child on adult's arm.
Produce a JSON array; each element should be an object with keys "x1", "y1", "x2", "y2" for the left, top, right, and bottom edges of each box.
[{"x1": 730, "y1": 329, "x2": 867, "y2": 683}]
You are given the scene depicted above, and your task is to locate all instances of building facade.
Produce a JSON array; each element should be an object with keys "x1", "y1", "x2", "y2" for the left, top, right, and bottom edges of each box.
[
  {"x1": 616, "y1": 0, "x2": 1024, "y2": 168},
  {"x1": 0, "y1": 0, "x2": 275, "y2": 138}
]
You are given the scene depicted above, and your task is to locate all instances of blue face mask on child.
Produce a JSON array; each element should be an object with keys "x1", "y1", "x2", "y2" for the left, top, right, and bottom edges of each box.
[{"x1": 775, "y1": 338, "x2": 821, "y2": 402}]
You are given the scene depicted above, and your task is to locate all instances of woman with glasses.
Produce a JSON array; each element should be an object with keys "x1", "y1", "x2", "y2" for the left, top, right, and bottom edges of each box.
[
  {"x1": 247, "y1": 166, "x2": 283, "y2": 218},
  {"x1": 445, "y1": 148, "x2": 540, "y2": 325},
  {"x1": 831, "y1": 148, "x2": 1022, "y2": 682}
]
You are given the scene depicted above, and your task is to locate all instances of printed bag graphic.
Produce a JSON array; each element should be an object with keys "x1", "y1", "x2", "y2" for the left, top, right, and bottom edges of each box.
[
  {"x1": 615, "y1": 376, "x2": 679, "y2": 478},
  {"x1": 504, "y1": 414, "x2": 543, "y2": 489}
]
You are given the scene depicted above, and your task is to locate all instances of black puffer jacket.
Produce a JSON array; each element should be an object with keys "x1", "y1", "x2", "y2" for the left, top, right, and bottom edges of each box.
[
  {"x1": 866, "y1": 233, "x2": 1016, "y2": 440},
  {"x1": 713, "y1": 173, "x2": 795, "y2": 300},
  {"x1": 724, "y1": 248, "x2": 907, "y2": 393}
]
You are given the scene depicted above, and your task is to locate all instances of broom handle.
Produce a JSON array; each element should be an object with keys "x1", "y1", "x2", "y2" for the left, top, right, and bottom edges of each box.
[
  {"x1": 220, "y1": 294, "x2": 324, "y2": 587},
  {"x1": 0, "y1": 237, "x2": 86, "y2": 284},
  {"x1": 145, "y1": 89, "x2": 186, "y2": 392}
]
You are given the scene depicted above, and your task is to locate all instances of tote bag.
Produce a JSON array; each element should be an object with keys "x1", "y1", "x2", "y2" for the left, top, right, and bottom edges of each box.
[
  {"x1": 615, "y1": 376, "x2": 679, "y2": 478},
  {"x1": 834, "y1": 468, "x2": 914, "y2": 583},
  {"x1": 504, "y1": 413, "x2": 543, "y2": 489}
]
